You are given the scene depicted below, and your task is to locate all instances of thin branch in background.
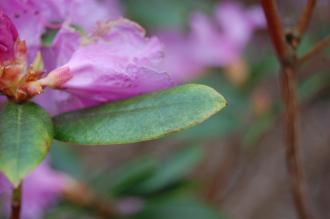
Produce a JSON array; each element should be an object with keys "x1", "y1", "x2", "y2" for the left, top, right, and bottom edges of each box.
[
  {"x1": 299, "y1": 35, "x2": 330, "y2": 66},
  {"x1": 295, "y1": 0, "x2": 317, "y2": 37},
  {"x1": 261, "y1": 0, "x2": 316, "y2": 219},
  {"x1": 261, "y1": 0, "x2": 288, "y2": 61},
  {"x1": 10, "y1": 184, "x2": 22, "y2": 219},
  {"x1": 280, "y1": 66, "x2": 314, "y2": 219}
]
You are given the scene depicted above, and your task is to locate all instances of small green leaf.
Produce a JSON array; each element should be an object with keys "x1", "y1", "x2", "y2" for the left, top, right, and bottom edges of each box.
[
  {"x1": 53, "y1": 84, "x2": 227, "y2": 145},
  {"x1": 0, "y1": 101, "x2": 53, "y2": 186}
]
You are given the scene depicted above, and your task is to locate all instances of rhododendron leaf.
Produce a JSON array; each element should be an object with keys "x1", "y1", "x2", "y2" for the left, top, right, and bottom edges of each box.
[
  {"x1": 53, "y1": 84, "x2": 227, "y2": 145},
  {"x1": 0, "y1": 102, "x2": 53, "y2": 187}
]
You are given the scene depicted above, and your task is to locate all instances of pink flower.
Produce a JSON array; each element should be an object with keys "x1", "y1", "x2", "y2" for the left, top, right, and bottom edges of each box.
[
  {"x1": 190, "y1": 2, "x2": 265, "y2": 67},
  {"x1": 0, "y1": 11, "x2": 18, "y2": 63},
  {"x1": 65, "y1": 0, "x2": 123, "y2": 31},
  {"x1": 36, "y1": 19, "x2": 174, "y2": 114},
  {"x1": 0, "y1": 162, "x2": 68, "y2": 219},
  {"x1": 189, "y1": 12, "x2": 239, "y2": 67},
  {"x1": 0, "y1": 0, "x2": 122, "y2": 61},
  {"x1": 63, "y1": 20, "x2": 173, "y2": 100},
  {"x1": 1, "y1": 5, "x2": 172, "y2": 112},
  {"x1": 155, "y1": 2, "x2": 265, "y2": 83},
  {"x1": 157, "y1": 31, "x2": 204, "y2": 83},
  {"x1": 215, "y1": 2, "x2": 265, "y2": 48}
]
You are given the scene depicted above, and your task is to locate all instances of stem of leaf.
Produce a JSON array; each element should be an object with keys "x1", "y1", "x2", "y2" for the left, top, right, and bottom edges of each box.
[{"x1": 10, "y1": 184, "x2": 22, "y2": 219}]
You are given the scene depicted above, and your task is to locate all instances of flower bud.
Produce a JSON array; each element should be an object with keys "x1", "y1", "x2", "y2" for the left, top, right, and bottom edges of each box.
[
  {"x1": 39, "y1": 66, "x2": 72, "y2": 89},
  {"x1": 0, "y1": 11, "x2": 18, "y2": 63}
]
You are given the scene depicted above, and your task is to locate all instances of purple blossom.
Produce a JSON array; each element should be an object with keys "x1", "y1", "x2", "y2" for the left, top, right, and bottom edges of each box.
[
  {"x1": 63, "y1": 0, "x2": 122, "y2": 31},
  {"x1": 0, "y1": 162, "x2": 68, "y2": 219},
  {"x1": 157, "y1": 31, "x2": 204, "y2": 83},
  {"x1": 156, "y1": 2, "x2": 265, "y2": 83},
  {"x1": 0, "y1": 1, "x2": 172, "y2": 112},
  {"x1": 190, "y1": 2, "x2": 265, "y2": 67},
  {"x1": 189, "y1": 12, "x2": 239, "y2": 67},
  {"x1": 215, "y1": 2, "x2": 266, "y2": 48},
  {"x1": 0, "y1": 0, "x2": 122, "y2": 61},
  {"x1": 62, "y1": 20, "x2": 173, "y2": 101},
  {"x1": 36, "y1": 19, "x2": 174, "y2": 114}
]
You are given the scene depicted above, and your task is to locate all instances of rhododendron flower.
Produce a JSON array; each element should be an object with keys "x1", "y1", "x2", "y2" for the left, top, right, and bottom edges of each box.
[
  {"x1": 190, "y1": 2, "x2": 266, "y2": 67},
  {"x1": 0, "y1": 162, "x2": 68, "y2": 219},
  {"x1": 157, "y1": 2, "x2": 265, "y2": 83},
  {"x1": 0, "y1": 0, "x2": 122, "y2": 61},
  {"x1": 35, "y1": 19, "x2": 174, "y2": 114},
  {"x1": 158, "y1": 31, "x2": 204, "y2": 83},
  {"x1": 0, "y1": 9, "x2": 173, "y2": 113}
]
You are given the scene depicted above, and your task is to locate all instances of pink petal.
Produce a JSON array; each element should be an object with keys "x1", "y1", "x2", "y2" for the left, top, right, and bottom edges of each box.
[{"x1": 46, "y1": 19, "x2": 175, "y2": 112}]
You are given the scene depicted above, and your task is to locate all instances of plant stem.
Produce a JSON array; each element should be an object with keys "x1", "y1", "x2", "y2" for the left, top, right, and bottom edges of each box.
[
  {"x1": 261, "y1": 0, "x2": 288, "y2": 61},
  {"x1": 10, "y1": 184, "x2": 22, "y2": 219},
  {"x1": 261, "y1": 0, "x2": 315, "y2": 219},
  {"x1": 295, "y1": 0, "x2": 317, "y2": 36},
  {"x1": 281, "y1": 65, "x2": 313, "y2": 219},
  {"x1": 299, "y1": 35, "x2": 330, "y2": 66}
]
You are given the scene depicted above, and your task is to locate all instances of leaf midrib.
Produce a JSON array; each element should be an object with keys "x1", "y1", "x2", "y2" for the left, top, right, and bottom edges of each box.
[{"x1": 14, "y1": 106, "x2": 22, "y2": 181}]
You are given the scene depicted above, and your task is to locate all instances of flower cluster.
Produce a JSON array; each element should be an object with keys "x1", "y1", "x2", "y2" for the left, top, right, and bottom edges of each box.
[{"x1": 0, "y1": 0, "x2": 173, "y2": 114}]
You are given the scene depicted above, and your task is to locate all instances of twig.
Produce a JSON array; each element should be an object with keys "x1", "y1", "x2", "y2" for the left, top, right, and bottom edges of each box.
[
  {"x1": 280, "y1": 66, "x2": 313, "y2": 219},
  {"x1": 261, "y1": 0, "x2": 288, "y2": 61},
  {"x1": 299, "y1": 35, "x2": 330, "y2": 66},
  {"x1": 10, "y1": 184, "x2": 22, "y2": 219},
  {"x1": 261, "y1": 1, "x2": 315, "y2": 219},
  {"x1": 295, "y1": 0, "x2": 317, "y2": 37}
]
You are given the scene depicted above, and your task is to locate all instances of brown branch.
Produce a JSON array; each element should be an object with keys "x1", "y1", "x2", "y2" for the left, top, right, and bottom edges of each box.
[
  {"x1": 295, "y1": 0, "x2": 317, "y2": 36},
  {"x1": 280, "y1": 66, "x2": 313, "y2": 219},
  {"x1": 261, "y1": 1, "x2": 315, "y2": 219},
  {"x1": 10, "y1": 184, "x2": 22, "y2": 219},
  {"x1": 261, "y1": 0, "x2": 288, "y2": 61},
  {"x1": 299, "y1": 35, "x2": 330, "y2": 66}
]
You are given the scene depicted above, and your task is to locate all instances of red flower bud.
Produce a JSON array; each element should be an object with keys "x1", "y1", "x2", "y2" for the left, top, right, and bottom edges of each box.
[{"x1": 0, "y1": 11, "x2": 19, "y2": 63}]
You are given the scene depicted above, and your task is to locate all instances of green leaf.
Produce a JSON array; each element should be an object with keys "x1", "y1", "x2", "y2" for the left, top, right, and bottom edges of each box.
[
  {"x1": 132, "y1": 198, "x2": 226, "y2": 219},
  {"x1": 53, "y1": 84, "x2": 227, "y2": 145},
  {"x1": 110, "y1": 156, "x2": 157, "y2": 197},
  {"x1": 133, "y1": 146, "x2": 203, "y2": 194},
  {"x1": 0, "y1": 101, "x2": 53, "y2": 186}
]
